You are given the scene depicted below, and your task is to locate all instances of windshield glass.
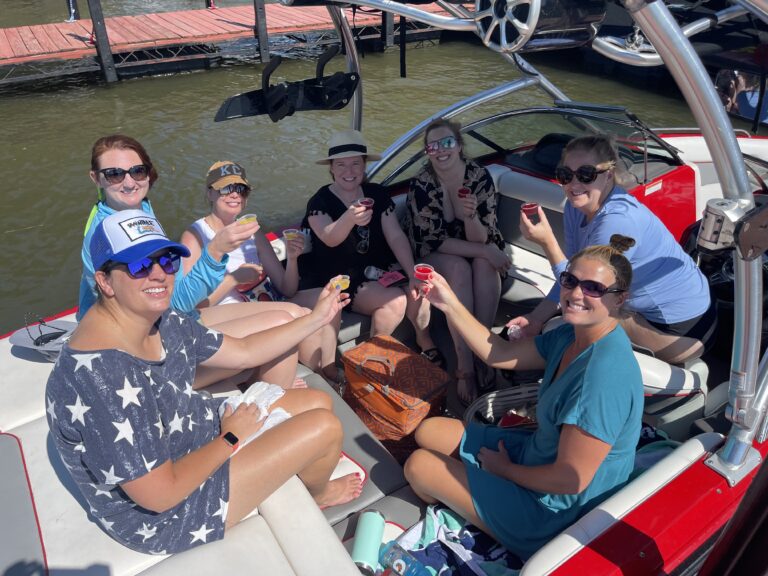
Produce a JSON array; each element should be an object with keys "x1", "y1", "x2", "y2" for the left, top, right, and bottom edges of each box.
[{"x1": 373, "y1": 108, "x2": 679, "y2": 186}]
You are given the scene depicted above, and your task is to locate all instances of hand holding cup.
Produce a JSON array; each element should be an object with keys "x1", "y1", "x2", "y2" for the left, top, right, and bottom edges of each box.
[{"x1": 282, "y1": 228, "x2": 304, "y2": 259}]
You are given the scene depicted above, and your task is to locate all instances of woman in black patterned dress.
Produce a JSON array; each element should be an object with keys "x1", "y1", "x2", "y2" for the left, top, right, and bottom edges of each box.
[{"x1": 404, "y1": 119, "x2": 510, "y2": 403}]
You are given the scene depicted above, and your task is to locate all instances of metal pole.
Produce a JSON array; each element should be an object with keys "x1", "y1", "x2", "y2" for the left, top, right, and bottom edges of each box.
[
  {"x1": 86, "y1": 0, "x2": 117, "y2": 83},
  {"x1": 399, "y1": 16, "x2": 406, "y2": 78},
  {"x1": 328, "y1": 6, "x2": 362, "y2": 131},
  {"x1": 381, "y1": 11, "x2": 394, "y2": 48},
  {"x1": 65, "y1": 0, "x2": 80, "y2": 22},
  {"x1": 253, "y1": 0, "x2": 270, "y2": 63},
  {"x1": 625, "y1": 0, "x2": 762, "y2": 474}
]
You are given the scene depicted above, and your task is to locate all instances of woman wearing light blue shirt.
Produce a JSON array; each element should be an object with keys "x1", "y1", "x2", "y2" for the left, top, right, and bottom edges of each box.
[{"x1": 509, "y1": 134, "x2": 714, "y2": 364}]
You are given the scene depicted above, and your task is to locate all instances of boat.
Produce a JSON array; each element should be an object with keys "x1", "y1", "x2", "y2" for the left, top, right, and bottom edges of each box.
[{"x1": 2, "y1": 0, "x2": 768, "y2": 574}]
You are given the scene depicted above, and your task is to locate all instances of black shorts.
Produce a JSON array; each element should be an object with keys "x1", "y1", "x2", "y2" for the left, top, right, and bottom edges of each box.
[{"x1": 647, "y1": 296, "x2": 718, "y2": 353}]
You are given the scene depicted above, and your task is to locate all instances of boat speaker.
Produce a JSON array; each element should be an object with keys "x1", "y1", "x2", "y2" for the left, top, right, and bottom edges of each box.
[{"x1": 474, "y1": 0, "x2": 606, "y2": 54}]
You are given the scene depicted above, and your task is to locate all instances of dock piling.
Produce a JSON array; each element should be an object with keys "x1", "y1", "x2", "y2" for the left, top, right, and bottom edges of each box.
[{"x1": 86, "y1": 0, "x2": 118, "y2": 83}]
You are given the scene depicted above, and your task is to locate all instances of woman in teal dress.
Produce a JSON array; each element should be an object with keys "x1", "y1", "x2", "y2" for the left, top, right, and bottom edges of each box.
[{"x1": 403, "y1": 235, "x2": 644, "y2": 560}]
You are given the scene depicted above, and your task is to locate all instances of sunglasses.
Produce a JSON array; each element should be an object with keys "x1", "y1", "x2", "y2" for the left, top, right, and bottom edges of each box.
[
  {"x1": 106, "y1": 252, "x2": 181, "y2": 279},
  {"x1": 555, "y1": 162, "x2": 615, "y2": 185},
  {"x1": 559, "y1": 271, "x2": 625, "y2": 298},
  {"x1": 425, "y1": 136, "x2": 458, "y2": 156},
  {"x1": 356, "y1": 225, "x2": 369, "y2": 254},
  {"x1": 217, "y1": 183, "x2": 250, "y2": 197},
  {"x1": 99, "y1": 164, "x2": 150, "y2": 185}
]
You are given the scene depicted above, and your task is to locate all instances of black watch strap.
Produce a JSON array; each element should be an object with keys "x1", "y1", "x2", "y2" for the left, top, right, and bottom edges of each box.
[{"x1": 222, "y1": 431, "x2": 239, "y2": 448}]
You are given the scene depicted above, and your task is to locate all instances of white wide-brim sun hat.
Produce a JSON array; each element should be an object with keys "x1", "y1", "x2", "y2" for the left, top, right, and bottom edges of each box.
[{"x1": 316, "y1": 129, "x2": 382, "y2": 164}]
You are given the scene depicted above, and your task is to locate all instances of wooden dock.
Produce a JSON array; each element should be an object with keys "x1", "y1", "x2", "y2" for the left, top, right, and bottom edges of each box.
[{"x1": 0, "y1": 3, "x2": 451, "y2": 68}]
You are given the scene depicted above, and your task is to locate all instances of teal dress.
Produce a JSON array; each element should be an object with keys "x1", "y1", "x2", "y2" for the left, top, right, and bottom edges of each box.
[{"x1": 460, "y1": 323, "x2": 643, "y2": 560}]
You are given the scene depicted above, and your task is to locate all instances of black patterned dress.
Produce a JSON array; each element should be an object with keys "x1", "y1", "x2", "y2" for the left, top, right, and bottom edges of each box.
[{"x1": 404, "y1": 160, "x2": 504, "y2": 259}]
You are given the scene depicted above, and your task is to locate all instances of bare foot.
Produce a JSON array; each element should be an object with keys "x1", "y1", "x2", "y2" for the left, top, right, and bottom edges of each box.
[{"x1": 314, "y1": 473, "x2": 363, "y2": 509}]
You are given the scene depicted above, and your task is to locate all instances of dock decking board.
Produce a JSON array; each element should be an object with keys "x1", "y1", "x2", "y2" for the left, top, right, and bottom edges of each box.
[{"x1": 0, "y1": 4, "x2": 450, "y2": 68}]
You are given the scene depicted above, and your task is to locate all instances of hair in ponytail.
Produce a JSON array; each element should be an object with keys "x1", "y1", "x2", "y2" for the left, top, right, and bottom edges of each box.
[{"x1": 570, "y1": 234, "x2": 635, "y2": 292}]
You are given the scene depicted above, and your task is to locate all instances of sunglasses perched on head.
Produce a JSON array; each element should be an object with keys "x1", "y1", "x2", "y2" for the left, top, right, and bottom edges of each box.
[
  {"x1": 105, "y1": 252, "x2": 181, "y2": 279},
  {"x1": 559, "y1": 271, "x2": 624, "y2": 298},
  {"x1": 99, "y1": 164, "x2": 150, "y2": 185},
  {"x1": 425, "y1": 136, "x2": 458, "y2": 156},
  {"x1": 217, "y1": 183, "x2": 250, "y2": 197},
  {"x1": 555, "y1": 162, "x2": 615, "y2": 185}
]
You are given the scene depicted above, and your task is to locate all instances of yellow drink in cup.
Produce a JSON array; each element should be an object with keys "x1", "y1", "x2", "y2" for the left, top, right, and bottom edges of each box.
[
  {"x1": 283, "y1": 228, "x2": 301, "y2": 240},
  {"x1": 237, "y1": 213, "x2": 258, "y2": 225},
  {"x1": 332, "y1": 275, "x2": 350, "y2": 291}
]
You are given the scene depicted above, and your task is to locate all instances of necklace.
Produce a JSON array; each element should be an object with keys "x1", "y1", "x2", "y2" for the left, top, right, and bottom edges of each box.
[{"x1": 330, "y1": 183, "x2": 363, "y2": 208}]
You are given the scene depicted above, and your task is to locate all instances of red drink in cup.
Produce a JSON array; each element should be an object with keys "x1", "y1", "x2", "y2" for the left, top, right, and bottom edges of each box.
[
  {"x1": 358, "y1": 198, "x2": 375, "y2": 210},
  {"x1": 521, "y1": 202, "x2": 539, "y2": 224},
  {"x1": 413, "y1": 263, "x2": 434, "y2": 295},
  {"x1": 458, "y1": 187, "x2": 471, "y2": 199}
]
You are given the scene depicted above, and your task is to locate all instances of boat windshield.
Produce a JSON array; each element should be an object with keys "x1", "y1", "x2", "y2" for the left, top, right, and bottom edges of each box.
[{"x1": 374, "y1": 107, "x2": 680, "y2": 186}]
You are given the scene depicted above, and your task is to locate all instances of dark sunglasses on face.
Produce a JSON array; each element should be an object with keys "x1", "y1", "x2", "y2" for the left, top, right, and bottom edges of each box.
[
  {"x1": 99, "y1": 164, "x2": 150, "y2": 185},
  {"x1": 216, "y1": 183, "x2": 250, "y2": 197},
  {"x1": 106, "y1": 252, "x2": 181, "y2": 279},
  {"x1": 555, "y1": 162, "x2": 615, "y2": 186},
  {"x1": 425, "y1": 136, "x2": 458, "y2": 156},
  {"x1": 559, "y1": 271, "x2": 624, "y2": 298}
]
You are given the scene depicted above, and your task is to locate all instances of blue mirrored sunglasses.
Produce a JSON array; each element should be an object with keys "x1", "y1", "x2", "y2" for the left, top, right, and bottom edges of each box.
[{"x1": 106, "y1": 252, "x2": 181, "y2": 279}]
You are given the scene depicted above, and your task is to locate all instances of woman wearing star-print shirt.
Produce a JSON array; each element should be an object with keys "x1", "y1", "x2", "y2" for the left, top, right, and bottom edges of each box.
[{"x1": 46, "y1": 210, "x2": 362, "y2": 555}]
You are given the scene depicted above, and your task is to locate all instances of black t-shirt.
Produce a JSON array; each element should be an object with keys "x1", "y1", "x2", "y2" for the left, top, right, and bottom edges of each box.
[{"x1": 299, "y1": 183, "x2": 397, "y2": 290}]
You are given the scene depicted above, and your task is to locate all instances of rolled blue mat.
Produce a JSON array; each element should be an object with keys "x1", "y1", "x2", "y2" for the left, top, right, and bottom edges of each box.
[{"x1": 351, "y1": 509, "x2": 386, "y2": 576}]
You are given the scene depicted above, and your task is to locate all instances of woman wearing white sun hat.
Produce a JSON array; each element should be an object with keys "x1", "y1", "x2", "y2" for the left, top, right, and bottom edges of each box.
[{"x1": 300, "y1": 130, "x2": 440, "y2": 360}]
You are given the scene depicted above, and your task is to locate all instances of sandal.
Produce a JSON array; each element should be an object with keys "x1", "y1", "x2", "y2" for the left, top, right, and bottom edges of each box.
[
  {"x1": 420, "y1": 347, "x2": 447, "y2": 370},
  {"x1": 455, "y1": 370, "x2": 477, "y2": 407},
  {"x1": 475, "y1": 359, "x2": 497, "y2": 394}
]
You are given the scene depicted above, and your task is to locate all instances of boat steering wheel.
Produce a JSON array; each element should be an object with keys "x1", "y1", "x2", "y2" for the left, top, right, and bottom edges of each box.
[{"x1": 473, "y1": 0, "x2": 541, "y2": 54}]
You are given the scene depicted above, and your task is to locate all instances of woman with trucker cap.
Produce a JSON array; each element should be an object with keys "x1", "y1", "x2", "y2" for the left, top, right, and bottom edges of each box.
[{"x1": 49, "y1": 209, "x2": 362, "y2": 555}]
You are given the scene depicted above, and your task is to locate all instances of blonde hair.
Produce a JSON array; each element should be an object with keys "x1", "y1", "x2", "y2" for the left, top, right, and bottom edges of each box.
[{"x1": 570, "y1": 234, "x2": 635, "y2": 292}]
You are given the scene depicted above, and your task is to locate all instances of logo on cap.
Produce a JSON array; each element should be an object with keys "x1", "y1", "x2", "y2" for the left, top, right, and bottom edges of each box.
[{"x1": 119, "y1": 217, "x2": 166, "y2": 242}]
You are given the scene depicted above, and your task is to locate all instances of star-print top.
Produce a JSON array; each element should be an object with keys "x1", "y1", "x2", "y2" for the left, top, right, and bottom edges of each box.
[{"x1": 45, "y1": 310, "x2": 228, "y2": 555}]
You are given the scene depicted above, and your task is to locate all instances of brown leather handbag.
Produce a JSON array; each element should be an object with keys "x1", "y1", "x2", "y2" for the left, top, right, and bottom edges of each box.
[{"x1": 341, "y1": 335, "x2": 449, "y2": 441}]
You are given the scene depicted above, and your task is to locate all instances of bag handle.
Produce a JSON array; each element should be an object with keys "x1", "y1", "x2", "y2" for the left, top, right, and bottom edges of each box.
[{"x1": 357, "y1": 355, "x2": 394, "y2": 376}]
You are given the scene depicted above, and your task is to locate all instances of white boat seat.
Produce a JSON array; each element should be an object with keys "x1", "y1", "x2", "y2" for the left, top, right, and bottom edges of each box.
[{"x1": 521, "y1": 432, "x2": 724, "y2": 575}]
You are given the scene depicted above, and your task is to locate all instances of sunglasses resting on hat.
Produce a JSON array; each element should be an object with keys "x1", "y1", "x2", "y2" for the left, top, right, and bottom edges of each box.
[
  {"x1": 99, "y1": 164, "x2": 150, "y2": 185},
  {"x1": 103, "y1": 251, "x2": 182, "y2": 279},
  {"x1": 559, "y1": 271, "x2": 625, "y2": 298},
  {"x1": 425, "y1": 136, "x2": 458, "y2": 156},
  {"x1": 555, "y1": 162, "x2": 615, "y2": 186}
]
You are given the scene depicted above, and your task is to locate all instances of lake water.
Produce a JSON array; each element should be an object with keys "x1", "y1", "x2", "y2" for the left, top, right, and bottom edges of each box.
[{"x1": 1, "y1": 13, "x2": 731, "y2": 334}]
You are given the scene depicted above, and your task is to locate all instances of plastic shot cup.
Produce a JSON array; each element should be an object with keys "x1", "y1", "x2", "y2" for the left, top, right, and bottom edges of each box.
[
  {"x1": 357, "y1": 197, "x2": 375, "y2": 210},
  {"x1": 332, "y1": 275, "x2": 350, "y2": 291},
  {"x1": 521, "y1": 202, "x2": 539, "y2": 224},
  {"x1": 282, "y1": 228, "x2": 301, "y2": 241},
  {"x1": 413, "y1": 263, "x2": 434, "y2": 295},
  {"x1": 457, "y1": 187, "x2": 471, "y2": 199},
  {"x1": 237, "y1": 213, "x2": 258, "y2": 225}
]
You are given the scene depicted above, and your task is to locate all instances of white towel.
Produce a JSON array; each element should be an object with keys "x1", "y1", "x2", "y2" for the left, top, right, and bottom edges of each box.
[{"x1": 218, "y1": 382, "x2": 292, "y2": 453}]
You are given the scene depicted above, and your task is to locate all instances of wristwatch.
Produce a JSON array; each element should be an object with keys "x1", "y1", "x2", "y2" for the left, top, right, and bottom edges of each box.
[{"x1": 221, "y1": 431, "x2": 239, "y2": 452}]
